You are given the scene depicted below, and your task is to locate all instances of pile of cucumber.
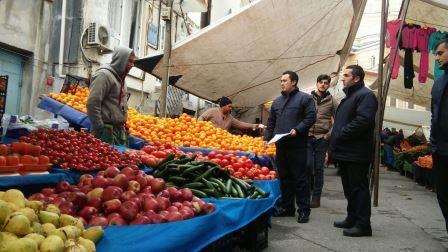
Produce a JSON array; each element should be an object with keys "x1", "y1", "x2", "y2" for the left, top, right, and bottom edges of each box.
[{"x1": 152, "y1": 154, "x2": 270, "y2": 199}]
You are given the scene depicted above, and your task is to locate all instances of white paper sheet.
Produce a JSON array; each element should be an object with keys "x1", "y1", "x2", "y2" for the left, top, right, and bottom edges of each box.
[{"x1": 268, "y1": 133, "x2": 290, "y2": 145}]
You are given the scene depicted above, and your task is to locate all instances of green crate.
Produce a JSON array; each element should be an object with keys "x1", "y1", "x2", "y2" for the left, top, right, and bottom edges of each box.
[{"x1": 403, "y1": 161, "x2": 413, "y2": 174}]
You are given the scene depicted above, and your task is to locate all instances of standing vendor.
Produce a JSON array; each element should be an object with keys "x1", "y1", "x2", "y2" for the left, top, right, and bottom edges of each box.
[
  {"x1": 87, "y1": 46, "x2": 136, "y2": 146},
  {"x1": 198, "y1": 96, "x2": 265, "y2": 132}
]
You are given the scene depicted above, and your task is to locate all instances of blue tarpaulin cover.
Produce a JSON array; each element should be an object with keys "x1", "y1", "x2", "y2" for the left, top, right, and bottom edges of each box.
[{"x1": 38, "y1": 96, "x2": 91, "y2": 128}]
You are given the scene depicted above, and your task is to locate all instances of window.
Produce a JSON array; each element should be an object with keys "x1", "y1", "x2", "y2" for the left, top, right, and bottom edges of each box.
[
  {"x1": 129, "y1": 0, "x2": 141, "y2": 52},
  {"x1": 146, "y1": 0, "x2": 161, "y2": 49},
  {"x1": 108, "y1": 0, "x2": 123, "y2": 45}
]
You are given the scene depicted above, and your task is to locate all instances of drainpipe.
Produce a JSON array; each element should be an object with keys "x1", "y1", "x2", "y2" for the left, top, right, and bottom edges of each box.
[{"x1": 58, "y1": 0, "x2": 67, "y2": 77}]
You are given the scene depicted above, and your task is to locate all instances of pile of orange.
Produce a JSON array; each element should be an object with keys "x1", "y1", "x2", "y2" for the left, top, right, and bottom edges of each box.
[
  {"x1": 48, "y1": 86, "x2": 89, "y2": 113},
  {"x1": 127, "y1": 109, "x2": 275, "y2": 155},
  {"x1": 415, "y1": 155, "x2": 433, "y2": 169}
]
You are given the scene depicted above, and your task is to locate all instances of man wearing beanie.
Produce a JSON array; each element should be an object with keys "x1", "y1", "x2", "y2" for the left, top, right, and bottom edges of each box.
[{"x1": 198, "y1": 96, "x2": 264, "y2": 131}]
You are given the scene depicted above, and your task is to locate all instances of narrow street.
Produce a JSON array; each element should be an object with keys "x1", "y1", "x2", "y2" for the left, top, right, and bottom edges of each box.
[{"x1": 268, "y1": 168, "x2": 447, "y2": 252}]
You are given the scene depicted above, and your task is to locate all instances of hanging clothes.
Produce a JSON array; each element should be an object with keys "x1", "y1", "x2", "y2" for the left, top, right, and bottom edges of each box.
[
  {"x1": 429, "y1": 31, "x2": 448, "y2": 81},
  {"x1": 415, "y1": 27, "x2": 436, "y2": 83},
  {"x1": 401, "y1": 24, "x2": 419, "y2": 89},
  {"x1": 386, "y1": 20, "x2": 402, "y2": 79}
]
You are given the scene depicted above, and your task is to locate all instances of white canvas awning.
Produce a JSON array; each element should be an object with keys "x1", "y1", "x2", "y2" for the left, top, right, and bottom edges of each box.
[
  {"x1": 135, "y1": 0, "x2": 365, "y2": 107},
  {"x1": 369, "y1": 0, "x2": 448, "y2": 108}
]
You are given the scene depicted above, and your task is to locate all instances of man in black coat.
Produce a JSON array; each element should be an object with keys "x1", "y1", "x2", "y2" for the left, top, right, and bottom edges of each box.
[
  {"x1": 264, "y1": 71, "x2": 316, "y2": 223},
  {"x1": 431, "y1": 38, "x2": 448, "y2": 233},
  {"x1": 329, "y1": 65, "x2": 378, "y2": 237}
]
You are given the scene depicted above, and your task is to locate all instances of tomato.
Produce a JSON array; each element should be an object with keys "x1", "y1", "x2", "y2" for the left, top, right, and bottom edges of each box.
[
  {"x1": 232, "y1": 162, "x2": 242, "y2": 170},
  {"x1": 210, "y1": 158, "x2": 221, "y2": 166},
  {"x1": 207, "y1": 151, "x2": 217, "y2": 159},
  {"x1": 260, "y1": 167, "x2": 270, "y2": 175},
  {"x1": 228, "y1": 169, "x2": 234, "y2": 175},
  {"x1": 0, "y1": 144, "x2": 8, "y2": 156},
  {"x1": 220, "y1": 159, "x2": 230, "y2": 167},
  {"x1": 215, "y1": 153, "x2": 224, "y2": 160},
  {"x1": 10, "y1": 142, "x2": 26, "y2": 154},
  {"x1": 153, "y1": 151, "x2": 167, "y2": 158},
  {"x1": 20, "y1": 155, "x2": 37, "y2": 165},
  {"x1": 0, "y1": 156, "x2": 6, "y2": 166},
  {"x1": 25, "y1": 144, "x2": 42, "y2": 156},
  {"x1": 237, "y1": 168, "x2": 245, "y2": 174},
  {"x1": 6, "y1": 155, "x2": 19, "y2": 166},
  {"x1": 233, "y1": 172, "x2": 243, "y2": 178},
  {"x1": 244, "y1": 159, "x2": 254, "y2": 169},
  {"x1": 258, "y1": 174, "x2": 266, "y2": 180}
]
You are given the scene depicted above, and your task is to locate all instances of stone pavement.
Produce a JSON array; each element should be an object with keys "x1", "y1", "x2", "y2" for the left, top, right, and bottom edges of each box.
[{"x1": 267, "y1": 167, "x2": 448, "y2": 252}]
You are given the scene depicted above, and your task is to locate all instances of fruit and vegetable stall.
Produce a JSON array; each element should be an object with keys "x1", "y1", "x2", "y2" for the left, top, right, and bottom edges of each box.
[{"x1": 0, "y1": 89, "x2": 281, "y2": 251}]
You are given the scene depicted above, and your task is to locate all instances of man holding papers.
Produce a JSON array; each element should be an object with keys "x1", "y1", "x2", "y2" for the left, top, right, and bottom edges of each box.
[{"x1": 264, "y1": 71, "x2": 316, "y2": 223}]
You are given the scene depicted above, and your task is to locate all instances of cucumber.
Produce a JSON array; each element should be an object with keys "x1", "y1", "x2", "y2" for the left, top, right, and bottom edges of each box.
[
  {"x1": 201, "y1": 178, "x2": 216, "y2": 190},
  {"x1": 233, "y1": 183, "x2": 245, "y2": 198},
  {"x1": 230, "y1": 185, "x2": 238, "y2": 197},
  {"x1": 209, "y1": 178, "x2": 227, "y2": 193},
  {"x1": 183, "y1": 182, "x2": 205, "y2": 189},
  {"x1": 168, "y1": 176, "x2": 187, "y2": 184},
  {"x1": 202, "y1": 188, "x2": 217, "y2": 197},
  {"x1": 154, "y1": 154, "x2": 176, "y2": 169},
  {"x1": 231, "y1": 177, "x2": 249, "y2": 191},
  {"x1": 165, "y1": 182, "x2": 177, "y2": 188},
  {"x1": 225, "y1": 179, "x2": 233, "y2": 194},
  {"x1": 190, "y1": 189, "x2": 207, "y2": 198},
  {"x1": 248, "y1": 191, "x2": 259, "y2": 199},
  {"x1": 193, "y1": 167, "x2": 217, "y2": 182},
  {"x1": 255, "y1": 187, "x2": 269, "y2": 198},
  {"x1": 181, "y1": 164, "x2": 205, "y2": 176}
]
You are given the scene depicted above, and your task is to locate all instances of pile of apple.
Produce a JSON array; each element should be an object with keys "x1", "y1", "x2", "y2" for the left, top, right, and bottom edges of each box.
[
  {"x1": 125, "y1": 143, "x2": 185, "y2": 167},
  {"x1": 19, "y1": 129, "x2": 141, "y2": 171},
  {"x1": 0, "y1": 189, "x2": 103, "y2": 252},
  {"x1": 29, "y1": 166, "x2": 216, "y2": 226}
]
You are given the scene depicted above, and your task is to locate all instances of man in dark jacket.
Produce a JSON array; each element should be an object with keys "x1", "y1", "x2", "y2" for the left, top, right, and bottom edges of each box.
[
  {"x1": 431, "y1": 38, "x2": 448, "y2": 232},
  {"x1": 308, "y1": 74, "x2": 338, "y2": 208},
  {"x1": 264, "y1": 71, "x2": 316, "y2": 223},
  {"x1": 330, "y1": 65, "x2": 378, "y2": 237}
]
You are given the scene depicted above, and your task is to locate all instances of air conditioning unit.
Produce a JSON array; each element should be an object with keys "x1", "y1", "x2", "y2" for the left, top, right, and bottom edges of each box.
[
  {"x1": 86, "y1": 22, "x2": 112, "y2": 54},
  {"x1": 161, "y1": 6, "x2": 171, "y2": 21}
]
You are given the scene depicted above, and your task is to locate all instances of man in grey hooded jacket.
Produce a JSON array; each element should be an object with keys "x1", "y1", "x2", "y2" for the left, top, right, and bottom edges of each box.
[{"x1": 87, "y1": 46, "x2": 135, "y2": 146}]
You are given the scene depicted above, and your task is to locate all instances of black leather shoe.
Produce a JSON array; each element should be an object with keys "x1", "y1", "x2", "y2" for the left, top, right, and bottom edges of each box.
[
  {"x1": 333, "y1": 219, "x2": 355, "y2": 229},
  {"x1": 343, "y1": 226, "x2": 372, "y2": 237},
  {"x1": 297, "y1": 213, "x2": 310, "y2": 223},
  {"x1": 273, "y1": 209, "x2": 295, "y2": 217}
]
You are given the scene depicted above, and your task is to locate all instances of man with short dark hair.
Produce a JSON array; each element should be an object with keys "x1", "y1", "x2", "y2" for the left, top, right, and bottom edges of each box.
[
  {"x1": 431, "y1": 38, "x2": 448, "y2": 233},
  {"x1": 308, "y1": 74, "x2": 338, "y2": 208},
  {"x1": 330, "y1": 65, "x2": 378, "y2": 237},
  {"x1": 198, "y1": 96, "x2": 264, "y2": 132},
  {"x1": 264, "y1": 70, "x2": 316, "y2": 223}
]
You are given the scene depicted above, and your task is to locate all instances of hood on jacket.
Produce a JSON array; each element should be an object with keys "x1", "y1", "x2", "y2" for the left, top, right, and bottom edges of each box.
[{"x1": 99, "y1": 46, "x2": 134, "y2": 80}]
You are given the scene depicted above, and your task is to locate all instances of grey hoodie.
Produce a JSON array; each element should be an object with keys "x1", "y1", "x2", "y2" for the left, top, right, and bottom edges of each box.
[{"x1": 87, "y1": 46, "x2": 134, "y2": 133}]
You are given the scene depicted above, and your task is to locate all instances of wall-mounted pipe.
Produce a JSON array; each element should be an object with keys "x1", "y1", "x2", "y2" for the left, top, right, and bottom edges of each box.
[{"x1": 58, "y1": 0, "x2": 66, "y2": 77}]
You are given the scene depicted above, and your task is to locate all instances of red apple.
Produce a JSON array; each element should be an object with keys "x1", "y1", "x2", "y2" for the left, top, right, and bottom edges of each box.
[
  {"x1": 158, "y1": 210, "x2": 169, "y2": 217},
  {"x1": 135, "y1": 174, "x2": 148, "y2": 188},
  {"x1": 149, "y1": 214, "x2": 166, "y2": 224},
  {"x1": 128, "y1": 180, "x2": 141, "y2": 193},
  {"x1": 107, "y1": 213, "x2": 121, "y2": 222},
  {"x1": 130, "y1": 215, "x2": 151, "y2": 225},
  {"x1": 191, "y1": 202, "x2": 201, "y2": 214},
  {"x1": 201, "y1": 202, "x2": 216, "y2": 214},
  {"x1": 79, "y1": 174, "x2": 94, "y2": 182},
  {"x1": 112, "y1": 174, "x2": 129, "y2": 190},
  {"x1": 140, "y1": 186, "x2": 152, "y2": 194},
  {"x1": 167, "y1": 206, "x2": 179, "y2": 213},
  {"x1": 182, "y1": 201, "x2": 193, "y2": 208},
  {"x1": 69, "y1": 185, "x2": 80, "y2": 192},
  {"x1": 144, "y1": 210, "x2": 156, "y2": 217},
  {"x1": 120, "y1": 191, "x2": 137, "y2": 202},
  {"x1": 129, "y1": 197, "x2": 142, "y2": 210},
  {"x1": 80, "y1": 185, "x2": 92, "y2": 194},
  {"x1": 102, "y1": 186, "x2": 123, "y2": 201},
  {"x1": 56, "y1": 181, "x2": 71, "y2": 193},
  {"x1": 121, "y1": 167, "x2": 135, "y2": 179},
  {"x1": 49, "y1": 197, "x2": 66, "y2": 207},
  {"x1": 166, "y1": 211, "x2": 183, "y2": 222},
  {"x1": 149, "y1": 178, "x2": 165, "y2": 194},
  {"x1": 88, "y1": 216, "x2": 108, "y2": 226},
  {"x1": 97, "y1": 171, "x2": 105, "y2": 177},
  {"x1": 103, "y1": 199, "x2": 122, "y2": 214},
  {"x1": 104, "y1": 166, "x2": 120, "y2": 178},
  {"x1": 92, "y1": 175, "x2": 109, "y2": 188},
  {"x1": 28, "y1": 193, "x2": 45, "y2": 201},
  {"x1": 86, "y1": 198, "x2": 102, "y2": 210},
  {"x1": 119, "y1": 201, "x2": 139, "y2": 221},
  {"x1": 172, "y1": 202, "x2": 183, "y2": 210},
  {"x1": 109, "y1": 216, "x2": 128, "y2": 226},
  {"x1": 78, "y1": 206, "x2": 98, "y2": 222},
  {"x1": 157, "y1": 189, "x2": 170, "y2": 199},
  {"x1": 59, "y1": 201, "x2": 75, "y2": 215},
  {"x1": 59, "y1": 191, "x2": 72, "y2": 200},
  {"x1": 143, "y1": 197, "x2": 161, "y2": 212},
  {"x1": 41, "y1": 188, "x2": 56, "y2": 196},
  {"x1": 179, "y1": 208, "x2": 194, "y2": 220},
  {"x1": 156, "y1": 197, "x2": 170, "y2": 210},
  {"x1": 72, "y1": 191, "x2": 87, "y2": 209},
  {"x1": 179, "y1": 188, "x2": 193, "y2": 202},
  {"x1": 191, "y1": 196, "x2": 201, "y2": 202}
]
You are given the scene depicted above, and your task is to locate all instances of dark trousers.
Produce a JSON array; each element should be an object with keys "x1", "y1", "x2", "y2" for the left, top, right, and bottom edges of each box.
[
  {"x1": 307, "y1": 137, "x2": 329, "y2": 197},
  {"x1": 404, "y1": 48, "x2": 414, "y2": 89},
  {"x1": 383, "y1": 144, "x2": 395, "y2": 169},
  {"x1": 337, "y1": 160, "x2": 371, "y2": 227},
  {"x1": 434, "y1": 153, "x2": 448, "y2": 232},
  {"x1": 276, "y1": 146, "x2": 310, "y2": 214}
]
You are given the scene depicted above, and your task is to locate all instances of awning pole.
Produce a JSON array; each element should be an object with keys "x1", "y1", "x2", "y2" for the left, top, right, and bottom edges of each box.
[{"x1": 160, "y1": 0, "x2": 175, "y2": 118}]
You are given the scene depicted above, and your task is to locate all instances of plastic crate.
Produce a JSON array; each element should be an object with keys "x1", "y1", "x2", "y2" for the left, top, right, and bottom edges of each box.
[{"x1": 239, "y1": 211, "x2": 271, "y2": 251}]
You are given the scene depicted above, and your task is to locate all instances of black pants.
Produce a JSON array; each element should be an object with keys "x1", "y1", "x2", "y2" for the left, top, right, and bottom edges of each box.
[
  {"x1": 276, "y1": 147, "x2": 310, "y2": 214},
  {"x1": 434, "y1": 153, "x2": 448, "y2": 232},
  {"x1": 337, "y1": 160, "x2": 371, "y2": 227},
  {"x1": 404, "y1": 48, "x2": 414, "y2": 89}
]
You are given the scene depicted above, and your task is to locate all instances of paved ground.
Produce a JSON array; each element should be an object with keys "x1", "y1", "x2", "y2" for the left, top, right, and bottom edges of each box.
[{"x1": 267, "y1": 167, "x2": 448, "y2": 252}]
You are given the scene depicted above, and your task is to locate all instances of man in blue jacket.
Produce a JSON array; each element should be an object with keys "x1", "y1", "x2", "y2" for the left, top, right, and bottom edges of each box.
[
  {"x1": 330, "y1": 65, "x2": 378, "y2": 237},
  {"x1": 264, "y1": 71, "x2": 316, "y2": 223},
  {"x1": 431, "y1": 38, "x2": 448, "y2": 233}
]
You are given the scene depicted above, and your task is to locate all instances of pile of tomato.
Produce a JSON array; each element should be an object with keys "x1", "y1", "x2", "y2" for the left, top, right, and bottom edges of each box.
[{"x1": 125, "y1": 143, "x2": 184, "y2": 167}]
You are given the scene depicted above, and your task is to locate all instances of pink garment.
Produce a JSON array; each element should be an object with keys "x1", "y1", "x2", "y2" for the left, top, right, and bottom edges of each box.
[
  {"x1": 386, "y1": 20, "x2": 402, "y2": 79},
  {"x1": 401, "y1": 25, "x2": 418, "y2": 49},
  {"x1": 415, "y1": 27, "x2": 436, "y2": 83}
]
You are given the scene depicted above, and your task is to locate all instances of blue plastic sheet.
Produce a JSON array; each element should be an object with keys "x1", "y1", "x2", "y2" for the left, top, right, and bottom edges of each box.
[
  {"x1": 38, "y1": 96, "x2": 91, "y2": 128},
  {"x1": 0, "y1": 173, "x2": 74, "y2": 196},
  {"x1": 96, "y1": 179, "x2": 280, "y2": 252}
]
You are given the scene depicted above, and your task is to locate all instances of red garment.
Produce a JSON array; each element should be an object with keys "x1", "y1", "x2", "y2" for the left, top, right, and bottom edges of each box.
[
  {"x1": 386, "y1": 20, "x2": 402, "y2": 79},
  {"x1": 415, "y1": 27, "x2": 436, "y2": 83},
  {"x1": 401, "y1": 25, "x2": 418, "y2": 49}
]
